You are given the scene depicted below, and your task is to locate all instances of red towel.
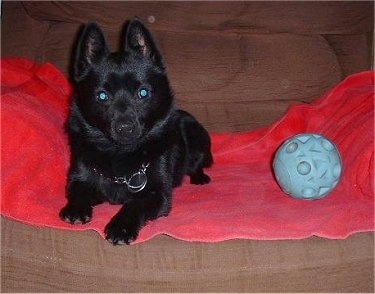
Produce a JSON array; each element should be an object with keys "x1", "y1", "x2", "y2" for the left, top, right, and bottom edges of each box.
[{"x1": 1, "y1": 58, "x2": 374, "y2": 243}]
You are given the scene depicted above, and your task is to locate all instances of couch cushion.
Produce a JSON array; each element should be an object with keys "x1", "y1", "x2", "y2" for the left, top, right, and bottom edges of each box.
[
  {"x1": 29, "y1": 24, "x2": 342, "y2": 132},
  {"x1": 23, "y1": 1, "x2": 373, "y2": 34},
  {"x1": 1, "y1": 2, "x2": 50, "y2": 62}
]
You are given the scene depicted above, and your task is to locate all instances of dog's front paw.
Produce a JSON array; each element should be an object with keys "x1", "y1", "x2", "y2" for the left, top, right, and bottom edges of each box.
[
  {"x1": 104, "y1": 220, "x2": 139, "y2": 245},
  {"x1": 59, "y1": 204, "x2": 92, "y2": 224}
]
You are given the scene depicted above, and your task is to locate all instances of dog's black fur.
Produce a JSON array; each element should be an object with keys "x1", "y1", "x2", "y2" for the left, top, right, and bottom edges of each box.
[{"x1": 59, "y1": 19, "x2": 213, "y2": 245}]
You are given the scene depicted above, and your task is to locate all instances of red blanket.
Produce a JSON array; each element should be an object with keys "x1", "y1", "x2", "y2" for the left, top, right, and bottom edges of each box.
[{"x1": 1, "y1": 58, "x2": 374, "y2": 243}]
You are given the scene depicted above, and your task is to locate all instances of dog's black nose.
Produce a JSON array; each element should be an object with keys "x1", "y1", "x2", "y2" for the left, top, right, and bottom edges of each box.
[{"x1": 115, "y1": 122, "x2": 135, "y2": 137}]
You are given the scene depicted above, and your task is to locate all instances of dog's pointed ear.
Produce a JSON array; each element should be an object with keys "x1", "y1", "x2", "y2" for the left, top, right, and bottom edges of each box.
[
  {"x1": 124, "y1": 19, "x2": 164, "y2": 68},
  {"x1": 74, "y1": 23, "x2": 109, "y2": 81}
]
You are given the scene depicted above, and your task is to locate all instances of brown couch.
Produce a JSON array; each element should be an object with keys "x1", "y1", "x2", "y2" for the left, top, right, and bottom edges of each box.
[{"x1": 1, "y1": 1, "x2": 374, "y2": 292}]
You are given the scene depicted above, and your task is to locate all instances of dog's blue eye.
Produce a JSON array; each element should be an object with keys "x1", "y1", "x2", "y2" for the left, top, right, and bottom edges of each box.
[
  {"x1": 138, "y1": 88, "x2": 150, "y2": 99},
  {"x1": 97, "y1": 91, "x2": 109, "y2": 102}
]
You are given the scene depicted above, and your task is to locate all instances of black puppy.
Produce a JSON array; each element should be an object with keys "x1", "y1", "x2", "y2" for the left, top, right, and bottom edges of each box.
[{"x1": 59, "y1": 19, "x2": 213, "y2": 245}]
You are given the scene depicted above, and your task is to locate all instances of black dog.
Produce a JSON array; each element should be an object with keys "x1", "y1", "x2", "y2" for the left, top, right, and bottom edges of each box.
[{"x1": 59, "y1": 19, "x2": 213, "y2": 245}]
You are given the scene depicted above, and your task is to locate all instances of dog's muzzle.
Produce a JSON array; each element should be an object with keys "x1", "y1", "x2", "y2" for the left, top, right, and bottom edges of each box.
[
  {"x1": 115, "y1": 122, "x2": 136, "y2": 137},
  {"x1": 111, "y1": 118, "x2": 142, "y2": 143}
]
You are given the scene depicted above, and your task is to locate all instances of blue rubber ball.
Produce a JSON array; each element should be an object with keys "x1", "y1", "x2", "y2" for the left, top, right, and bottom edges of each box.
[{"x1": 273, "y1": 133, "x2": 343, "y2": 200}]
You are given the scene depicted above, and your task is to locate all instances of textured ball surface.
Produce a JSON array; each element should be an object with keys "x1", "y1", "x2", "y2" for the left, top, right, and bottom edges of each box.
[{"x1": 273, "y1": 133, "x2": 342, "y2": 200}]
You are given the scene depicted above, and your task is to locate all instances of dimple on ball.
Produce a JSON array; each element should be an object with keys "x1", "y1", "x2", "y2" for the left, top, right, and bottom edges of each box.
[{"x1": 273, "y1": 133, "x2": 343, "y2": 200}]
